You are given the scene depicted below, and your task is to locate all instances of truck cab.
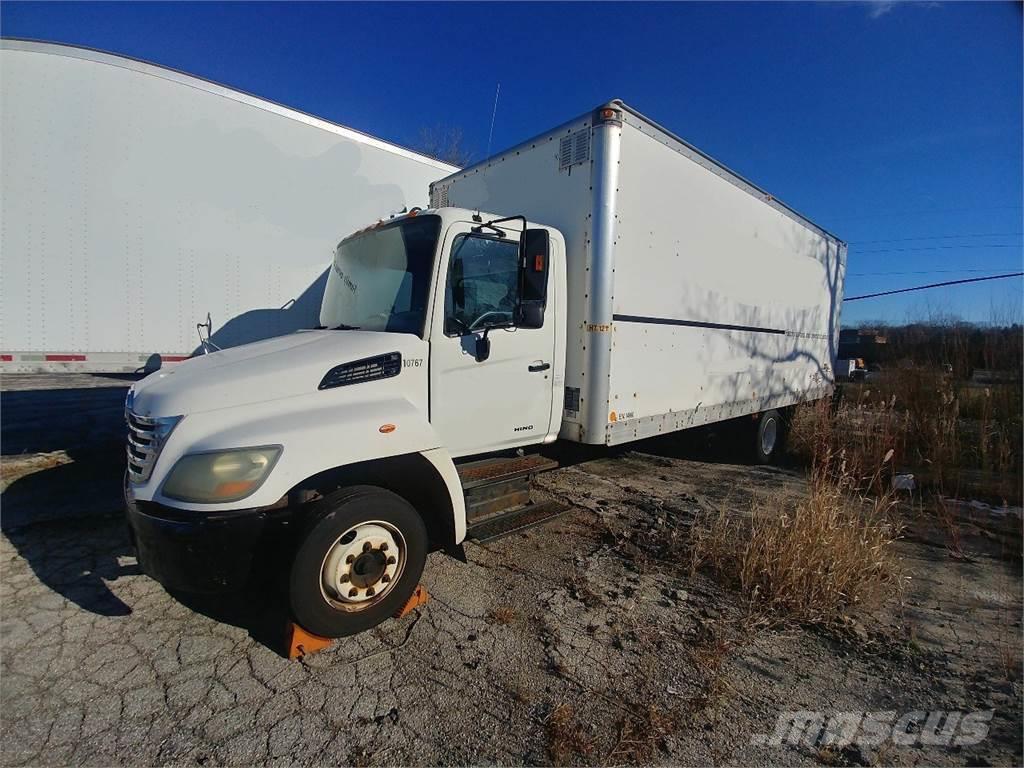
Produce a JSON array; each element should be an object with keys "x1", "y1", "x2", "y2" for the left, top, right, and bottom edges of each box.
[{"x1": 125, "y1": 208, "x2": 566, "y2": 637}]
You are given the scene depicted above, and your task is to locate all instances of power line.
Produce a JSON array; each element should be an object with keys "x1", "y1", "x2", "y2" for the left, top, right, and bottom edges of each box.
[
  {"x1": 829, "y1": 204, "x2": 1023, "y2": 223},
  {"x1": 854, "y1": 243, "x2": 1022, "y2": 254},
  {"x1": 849, "y1": 231, "x2": 1023, "y2": 245},
  {"x1": 844, "y1": 272, "x2": 1024, "y2": 302},
  {"x1": 848, "y1": 267, "x2": 1023, "y2": 276}
]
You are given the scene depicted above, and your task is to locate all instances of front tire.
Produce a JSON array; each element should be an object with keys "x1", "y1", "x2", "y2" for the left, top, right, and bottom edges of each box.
[{"x1": 289, "y1": 486, "x2": 427, "y2": 638}]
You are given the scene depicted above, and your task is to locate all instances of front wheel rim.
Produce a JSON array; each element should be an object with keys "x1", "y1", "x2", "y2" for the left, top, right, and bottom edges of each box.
[
  {"x1": 761, "y1": 417, "x2": 778, "y2": 456},
  {"x1": 319, "y1": 520, "x2": 406, "y2": 612}
]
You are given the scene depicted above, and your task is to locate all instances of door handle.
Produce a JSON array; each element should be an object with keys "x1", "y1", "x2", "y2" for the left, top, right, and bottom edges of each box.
[{"x1": 529, "y1": 362, "x2": 550, "y2": 372}]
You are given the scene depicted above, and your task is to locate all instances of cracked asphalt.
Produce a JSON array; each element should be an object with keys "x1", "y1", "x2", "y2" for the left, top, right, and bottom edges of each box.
[{"x1": 2, "y1": 375, "x2": 1021, "y2": 766}]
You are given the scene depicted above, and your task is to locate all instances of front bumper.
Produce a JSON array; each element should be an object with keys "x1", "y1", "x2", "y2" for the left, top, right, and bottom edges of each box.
[{"x1": 125, "y1": 479, "x2": 284, "y2": 593}]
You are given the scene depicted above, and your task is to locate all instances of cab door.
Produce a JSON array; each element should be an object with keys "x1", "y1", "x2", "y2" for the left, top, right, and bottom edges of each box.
[{"x1": 428, "y1": 222, "x2": 555, "y2": 458}]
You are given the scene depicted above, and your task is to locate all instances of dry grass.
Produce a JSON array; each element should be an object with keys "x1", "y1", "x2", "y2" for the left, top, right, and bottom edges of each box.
[
  {"x1": 486, "y1": 605, "x2": 517, "y2": 625},
  {"x1": 605, "y1": 706, "x2": 678, "y2": 765},
  {"x1": 545, "y1": 703, "x2": 593, "y2": 765},
  {"x1": 790, "y1": 365, "x2": 1022, "y2": 504},
  {"x1": 686, "y1": 624, "x2": 737, "y2": 712},
  {"x1": 688, "y1": 448, "x2": 905, "y2": 627},
  {"x1": 995, "y1": 630, "x2": 1021, "y2": 683}
]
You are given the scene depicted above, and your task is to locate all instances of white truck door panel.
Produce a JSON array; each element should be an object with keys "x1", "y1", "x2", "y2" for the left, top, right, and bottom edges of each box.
[{"x1": 428, "y1": 224, "x2": 555, "y2": 457}]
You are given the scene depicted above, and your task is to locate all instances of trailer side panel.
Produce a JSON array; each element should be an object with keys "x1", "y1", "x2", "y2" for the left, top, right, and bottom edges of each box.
[
  {"x1": 0, "y1": 41, "x2": 456, "y2": 372},
  {"x1": 604, "y1": 114, "x2": 845, "y2": 444}
]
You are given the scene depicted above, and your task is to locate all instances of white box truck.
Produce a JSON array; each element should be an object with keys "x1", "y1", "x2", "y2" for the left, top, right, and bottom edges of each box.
[
  {"x1": 124, "y1": 101, "x2": 847, "y2": 638},
  {"x1": 0, "y1": 40, "x2": 456, "y2": 372}
]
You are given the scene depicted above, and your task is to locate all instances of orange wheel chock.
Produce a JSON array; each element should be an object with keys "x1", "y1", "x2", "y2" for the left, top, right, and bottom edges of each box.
[
  {"x1": 286, "y1": 622, "x2": 333, "y2": 660},
  {"x1": 285, "y1": 584, "x2": 431, "y2": 660},
  {"x1": 394, "y1": 584, "x2": 430, "y2": 619}
]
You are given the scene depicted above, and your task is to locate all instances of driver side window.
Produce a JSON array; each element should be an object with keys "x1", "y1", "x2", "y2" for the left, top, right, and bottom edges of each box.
[{"x1": 444, "y1": 234, "x2": 520, "y2": 335}]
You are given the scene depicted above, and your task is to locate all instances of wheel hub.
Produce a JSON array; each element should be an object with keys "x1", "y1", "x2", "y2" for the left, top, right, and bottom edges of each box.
[{"x1": 321, "y1": 523, "x2": 401, "y2": 604}]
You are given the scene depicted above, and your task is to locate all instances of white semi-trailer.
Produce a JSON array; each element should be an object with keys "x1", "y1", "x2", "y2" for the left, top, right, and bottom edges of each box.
[
  {"x1": 0, "y1": 40, "x2": 456, "y2": 372},
  {"x1": 124, "y1": 101, "x2": 847, "y2": 638}
]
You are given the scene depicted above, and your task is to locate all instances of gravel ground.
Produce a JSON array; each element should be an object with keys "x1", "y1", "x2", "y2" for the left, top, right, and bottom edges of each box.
[{"x1": 1, "y1": 376, "x2": 1021, "y2": 766}]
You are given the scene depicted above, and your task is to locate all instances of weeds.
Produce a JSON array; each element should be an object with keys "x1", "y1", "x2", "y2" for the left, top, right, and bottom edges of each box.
[
  {"x1": 686, "y1": 623, "x2": 737, "y2": 713},
  {"x1": 605, "y1": 706, "x2": 678, "y2": 765},
  {"x1": 688, "y1": 447, "x2": 905, "y2": 627},
  {"x1": 933, "y1": 496, "x2": 966, "y2": 560},
  {"x1": 790, "y1": 364, "x2": 1022, "y2": 504},
  {"x1": 487, "y1": 606, "x2": 517, "y2": 625},
  {"x1": 545, "y1": 703, "x2": 592, "y2": 765}
]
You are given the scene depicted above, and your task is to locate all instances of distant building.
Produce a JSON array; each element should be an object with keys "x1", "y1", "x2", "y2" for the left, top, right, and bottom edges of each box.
[{"x1": 838, "y1": 328, "x2": 888, "y2": 364}]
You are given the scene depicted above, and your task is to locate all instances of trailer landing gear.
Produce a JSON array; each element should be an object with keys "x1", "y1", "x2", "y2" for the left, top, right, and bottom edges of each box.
[{"x1": 285, "y1": 584, "x2": 430, "y2": 660}]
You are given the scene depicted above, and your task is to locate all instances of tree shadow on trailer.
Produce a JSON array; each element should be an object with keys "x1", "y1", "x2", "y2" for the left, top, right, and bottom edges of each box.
[{"x1": 676, "y1": 227, "x2": 843, "y2": 420}]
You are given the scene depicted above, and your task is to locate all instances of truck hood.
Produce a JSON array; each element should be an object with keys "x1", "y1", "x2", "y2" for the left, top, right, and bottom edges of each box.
[{"x1": 131, "y1": 330, "x2": 426, "y2": 417}]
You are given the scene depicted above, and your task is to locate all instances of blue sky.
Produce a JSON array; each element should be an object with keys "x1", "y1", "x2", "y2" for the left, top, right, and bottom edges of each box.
[{"x1": 3, "y1": 1, "x2": 1021, "y2": 325}]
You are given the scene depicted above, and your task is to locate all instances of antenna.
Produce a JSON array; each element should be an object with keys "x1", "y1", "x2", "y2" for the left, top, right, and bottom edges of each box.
[
  {"x1": 485, "y1": 82, "x2": 501, "y2": 161},
  {"x1": 478, "y1": 82, "x2": 500, "y2": 219}
]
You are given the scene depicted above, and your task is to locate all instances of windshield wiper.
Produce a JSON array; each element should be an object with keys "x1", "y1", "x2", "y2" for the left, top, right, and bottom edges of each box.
[{"x1": 332, "y1": 323, "x2": 361, "y2": 330}]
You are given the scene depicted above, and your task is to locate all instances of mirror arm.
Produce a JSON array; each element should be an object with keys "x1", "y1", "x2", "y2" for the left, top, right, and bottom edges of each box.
[
  {"x1": 470, "y1": 223, "x2": 506, "y2": 236},
  {"x1": 475, "y1": 327, "x2": 491, "y2": 363}
]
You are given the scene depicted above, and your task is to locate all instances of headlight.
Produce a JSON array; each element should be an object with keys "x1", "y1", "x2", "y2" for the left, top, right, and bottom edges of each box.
[
  {"x1": 124, "y1": 387, "x2": 135, "y2": 421},
  {"x1": 162, "y1": 446, "x2": 282, "y2": 503}
]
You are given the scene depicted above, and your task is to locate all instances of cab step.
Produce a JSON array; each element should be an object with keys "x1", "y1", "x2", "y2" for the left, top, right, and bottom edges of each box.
[
  {"x1": 465, "y1": 501, "x2": 570, "y2": 543},
  {"x1": 457, "y1": 454, "x2": 559, "y2": 523},
  {"x1": 457, "y1": 454, "x2": 558, "y2": 489}
]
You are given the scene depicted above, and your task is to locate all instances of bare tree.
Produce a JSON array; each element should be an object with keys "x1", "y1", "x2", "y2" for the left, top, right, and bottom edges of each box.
[{"x1": 416, "y1": 124, "x2": 476, "y2": 167}]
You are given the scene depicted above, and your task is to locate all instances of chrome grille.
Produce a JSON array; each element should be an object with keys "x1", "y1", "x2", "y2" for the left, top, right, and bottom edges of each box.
[{"x1": 126, "y1": 411, "x2": 163, "y2": 482}]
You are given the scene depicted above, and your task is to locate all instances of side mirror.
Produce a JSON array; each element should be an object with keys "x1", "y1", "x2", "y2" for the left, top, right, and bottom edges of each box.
[
  {"x1": 518, "y1": 302, "x2": 544, "y2": 328},
  {"x1": 518, "y1": 228, "x2": 550, "y2": 329},
  {"x1": 475, "y1": 330, "x2": 491, "y2": 362}
]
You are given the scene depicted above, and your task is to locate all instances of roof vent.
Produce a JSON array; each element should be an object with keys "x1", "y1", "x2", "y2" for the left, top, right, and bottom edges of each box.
[
  {"x1": 559, "y1": 129, "x2": 590, "y2": 171},
  {"x1": 430, "y1": 184, "x2": 449, "y2": 208}
]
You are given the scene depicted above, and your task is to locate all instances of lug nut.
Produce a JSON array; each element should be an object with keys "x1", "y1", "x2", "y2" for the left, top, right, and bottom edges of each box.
[
  {"x1": 363, "y1": 542, "x2": 372, "y2": 552},
  {"x1": 345, "y1": 554, "x2": 355, "y2": 564},
  {"x1": 340, "y1": 573, "x2": 349, "y2": 583},
  {"x1": 380, "y1": 542, "x2": 388, "y2": 551},
  {"x1": 348, "y1": 588, "x2": 358, "y2": 598},
  {"x1": 382, "y1": 574, "x2": 391, "y2": 583},
  {"x1": 386, "y1": 556, "x2": 396, "y2": 565},
  {"x1": 366, "y1": 587, "x2": 375, "y2": 597}
]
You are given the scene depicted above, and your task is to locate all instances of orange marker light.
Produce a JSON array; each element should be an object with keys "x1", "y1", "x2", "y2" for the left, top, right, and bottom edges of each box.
[
  {"x1": 379, "y1": 424, "x2": 396, "y2": 434},
  {"x1": 601, "y1": 108, "x2": 616, "y2": 119},
  {"x1": 214, "y1": 480, "x2": 256, "y2": 498},
  {"x1": 534, "y1": 254, "x2": 544, "y2": 271},
  {"x1": 609, "y1": 411, "x2": 617, "y2": 423}
]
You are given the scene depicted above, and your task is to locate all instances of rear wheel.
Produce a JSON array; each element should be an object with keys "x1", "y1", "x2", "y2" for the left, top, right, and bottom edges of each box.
[
  {"x1": 752, "y1": 409, "x2": 785, "y2": 464},
  {"x1": 289, "y1": 486, "x2": 427, "y2": 638}
]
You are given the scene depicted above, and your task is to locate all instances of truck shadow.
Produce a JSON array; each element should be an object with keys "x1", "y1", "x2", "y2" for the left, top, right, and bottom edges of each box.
[
  {"x1": 189, "y1": 269, "x2": 328, "y2": 354},
  {"x1": 1, "y1": 384, "x2": 290, "y2": 651},
  {"x1": 543, "y1": 420, "x2": 799, "y2": 470},
  {"x1": 2, "y1": 449, "x2": 292, "y2": 650},
  {"x1": 168, "y1": 580, "x2": 292, "y2": 655},
  {"x1": 2, "y1": 449, "x2": 138, "y2": 617}
]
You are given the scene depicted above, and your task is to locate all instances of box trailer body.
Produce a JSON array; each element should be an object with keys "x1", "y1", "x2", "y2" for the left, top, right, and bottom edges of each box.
[
  {"x1": 0, "y1": 40, "x2": 456, "y2": 373},
  {"x1": 430, "y1": 101, "x2": 846, "y2": 446},
  {"x1": 121, "y1": 101, "x2": 846, "y2": 639}
]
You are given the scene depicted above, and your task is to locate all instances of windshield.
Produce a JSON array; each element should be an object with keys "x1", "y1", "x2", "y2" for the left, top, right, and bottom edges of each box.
[{"x1": 319, "y1": 215, "x2": 441, "y2": 335}]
